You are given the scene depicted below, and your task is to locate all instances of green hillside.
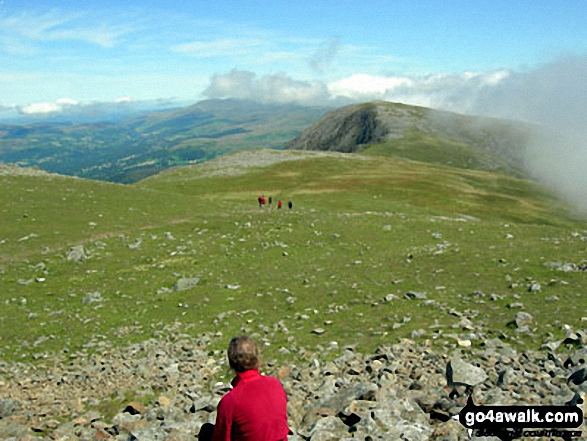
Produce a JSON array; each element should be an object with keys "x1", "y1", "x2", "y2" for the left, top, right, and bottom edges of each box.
[
  {"x1": 287, "y1": 101, "x2": 531, "y2": 177},
  {"x1": 1, "y1": 151, "x2": 585, "y2": 365},
  {"x1": 0, "y1": 100, "x2": 329, "y2": 183}
]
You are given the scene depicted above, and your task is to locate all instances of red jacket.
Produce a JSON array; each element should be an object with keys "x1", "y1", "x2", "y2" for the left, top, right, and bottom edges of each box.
[{"x1": 212, "y1": 369, "x2": 289, "y2": 441}]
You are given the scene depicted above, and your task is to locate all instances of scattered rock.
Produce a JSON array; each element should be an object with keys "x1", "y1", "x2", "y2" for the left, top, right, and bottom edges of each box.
[
  {"x1": 1, "y1": 328, "x2": 586, "y2": 440},
  {"x1": 66, "y1": 245, "x2": 87, "y2": 262},
  {"x1": 173, "y1": 277, "x2": 200, "y2": 292}
]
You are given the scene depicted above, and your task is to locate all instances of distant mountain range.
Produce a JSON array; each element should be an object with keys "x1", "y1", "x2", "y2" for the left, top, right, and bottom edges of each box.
[{"x1": 0, "y1": 99, "x2": 330, "y2": 183}]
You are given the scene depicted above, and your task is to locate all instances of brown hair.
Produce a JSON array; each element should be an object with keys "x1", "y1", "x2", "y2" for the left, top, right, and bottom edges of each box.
[{"x1": 227, "y1": 335, "x2": 262, "y2": 372}]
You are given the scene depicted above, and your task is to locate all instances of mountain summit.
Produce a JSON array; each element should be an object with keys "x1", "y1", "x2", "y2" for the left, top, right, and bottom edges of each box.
[{"x1": 286, "y1": 101, "x2": 531, "y2": 176}]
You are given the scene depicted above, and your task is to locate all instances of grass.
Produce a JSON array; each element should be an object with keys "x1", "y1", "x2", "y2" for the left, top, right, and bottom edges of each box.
[
  {"x1": 0, "y1": 151, "x2": 586, "y2": 366},
  {"x1": 362, "y1": 127, "x2": 524, "y2": 176}
]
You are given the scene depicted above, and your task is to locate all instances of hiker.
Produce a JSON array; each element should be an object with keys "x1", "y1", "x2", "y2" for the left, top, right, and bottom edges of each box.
[
  {"x1": 268, "y1": 196, "x2": 272, "y2": 206},
  {"x1": 287, "y1": 200, "x2": 292, "y2": 210},
  {"x1": 198, "y1": 335, "x2": 290, "y2": 441},
  {"x1": 277, "y1": 200, "x2": 282, "y2": 210},
  {"x1": 258, "y1": 195, "x2": 263, "y2": 209}
]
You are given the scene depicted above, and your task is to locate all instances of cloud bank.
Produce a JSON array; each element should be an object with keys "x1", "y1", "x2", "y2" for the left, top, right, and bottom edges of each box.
[
  {"x1": 204, "y1": 70, "x2": 334, "y2": 105},
  {"x1": 470, "y1": 54, "x2": 587, "y2": 214},
  {"x1": 202, "y1": 68, "x2": 512, "y2": 110},
  {"x1": 6, "y1": 97, "x2": 180, "y2": 124}
]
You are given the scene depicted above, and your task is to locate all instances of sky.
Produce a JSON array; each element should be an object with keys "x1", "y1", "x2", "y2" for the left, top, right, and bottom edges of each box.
[{"x1": 2, "y1": 0, "x2": 587, "y2": 114}]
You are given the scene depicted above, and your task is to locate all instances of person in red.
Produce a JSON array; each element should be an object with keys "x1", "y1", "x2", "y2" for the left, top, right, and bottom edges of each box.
[
  {"x1": 202, "y1": 335, "x2": 290, "y2": 441},
  {"x1": 277, "y1": 200, "x2": 282, "y2": 210}
]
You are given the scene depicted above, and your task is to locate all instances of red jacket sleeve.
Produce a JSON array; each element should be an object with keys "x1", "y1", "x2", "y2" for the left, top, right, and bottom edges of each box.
[{"x1": 212, "y1": 394, "x2": 233, "y2": 441}]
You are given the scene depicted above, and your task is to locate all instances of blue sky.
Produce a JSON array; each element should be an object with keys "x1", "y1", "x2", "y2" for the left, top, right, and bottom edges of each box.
[{"x1": 2, "y1": 0, "x2": 587, "y2": 115}]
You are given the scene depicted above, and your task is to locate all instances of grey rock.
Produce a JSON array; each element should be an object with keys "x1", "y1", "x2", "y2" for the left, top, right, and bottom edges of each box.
[
  {"x1": 82, "y1": 291, "x2": 104, "y2": 304},
  {"x1": 309, "y1": 415, "x2": 349, "y2": 441},
  {"x1": 0, "y1": 419, "x2": 28, "y2": 438},
  {"x1": 66, "y1": 245, "x2": 87, "y2": 262},
  {"x1": 173, "y1": 277, "x2": 200, "y2": 292},
  {"x1": 0, "y1": 398, "x2": 20, "y2": 418},
  {"x1": 447, "y1": 356, "x2": 488, "y2": 387},
  {"x1": 528, "y1": 282, "x2": 541, "y2": 292},
  {"x1": 405, "y1": 291, "x2": 427, "y2": 300},
  {"x1": 515, "y1": 311, "x2": 533, "y2": 328}
]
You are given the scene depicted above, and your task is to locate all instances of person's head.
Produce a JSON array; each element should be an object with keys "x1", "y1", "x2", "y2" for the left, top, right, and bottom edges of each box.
[{"x1": 227, "y1": 335, "x2": 262, "y2": 372}]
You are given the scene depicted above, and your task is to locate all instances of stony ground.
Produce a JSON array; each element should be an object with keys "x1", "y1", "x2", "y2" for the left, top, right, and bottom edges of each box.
[
  {"x1": 1, "y1": 324, "x2": 585, "y2": 441},
  {"x1": 161, "y1": 149, "x2": 374, "y2": 179}
]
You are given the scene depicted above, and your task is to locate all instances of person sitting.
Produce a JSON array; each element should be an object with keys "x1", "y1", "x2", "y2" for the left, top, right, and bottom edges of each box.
[{"x1": 199, "y1": 335, "x2": 290, "y2": 441}]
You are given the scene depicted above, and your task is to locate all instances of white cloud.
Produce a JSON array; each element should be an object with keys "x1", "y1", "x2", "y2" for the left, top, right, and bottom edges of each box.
[
  {"x1": 19, "y1": 101, "x2": 63, "y2": 115},
  {"x1": 0, "y1": 9, "x2": 137, "y2": 52},
  {"x1": 18, "y1": 97, "x2": 81, "y2": 115},
  {"x1": 171, "y1": 38, "x2": 267, "y2": 57},
  {"x1": 56, "y1": 98, "x2": 79, "y2": 105},
  {"x1": 328, "y1": 74, "x2": 414, "y2": 100},
  {"x1": 16, "y1": 97, "x2": 135, "y2": 116},
  {"x1": 203, "y1": 70, "x2": 332, "y2": 105},
  {"x1": 202, "y1": 68, "x2": 514, "y2": 110}
]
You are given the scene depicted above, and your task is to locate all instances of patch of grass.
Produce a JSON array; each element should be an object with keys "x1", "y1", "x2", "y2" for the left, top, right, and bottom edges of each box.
[{"x1": 362, "y1": 127, "x2": 525, "y2": 176}]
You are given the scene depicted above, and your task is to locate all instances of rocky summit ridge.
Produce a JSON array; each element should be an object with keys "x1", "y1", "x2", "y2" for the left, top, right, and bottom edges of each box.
[
  {"x1": 286, "y1": 101, "x2": 530, "y2": 176},
  {"x1": 1, "y1": 325, "x2": 586, "y2": 440}
]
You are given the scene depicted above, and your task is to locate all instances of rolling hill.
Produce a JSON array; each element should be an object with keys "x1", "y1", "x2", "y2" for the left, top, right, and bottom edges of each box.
[
  {"x1": 0, "y1": 99, "x2": 330, "y2": 183},
  {"x1": 286, "y1": 101, "x2": 532, "y2": 177}
]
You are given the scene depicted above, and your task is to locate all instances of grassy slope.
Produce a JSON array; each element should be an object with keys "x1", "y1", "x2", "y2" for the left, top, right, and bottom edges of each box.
[
  {"x1": 0, "y1": 151, "x2": 586, "y2": 365},
  {"x1": 362, "y1": 127, "x2": 521, "y2": 176}
]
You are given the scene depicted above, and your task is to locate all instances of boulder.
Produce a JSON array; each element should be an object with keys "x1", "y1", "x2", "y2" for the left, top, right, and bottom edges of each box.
[
  {"x1": 66, "y1": 245, "x2": 87, "y2": 262},
  {"x1": 447, "y1": 356, "x2": 488, "y2": 387},
  {"x1": 173, "y1": 277, "x2": 200, "y2": 292}
]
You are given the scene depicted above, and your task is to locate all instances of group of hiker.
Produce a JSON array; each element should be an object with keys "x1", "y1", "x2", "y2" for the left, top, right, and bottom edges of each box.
[{"x1": 257, "y1": 195, "x2": 292, "y2": 210}]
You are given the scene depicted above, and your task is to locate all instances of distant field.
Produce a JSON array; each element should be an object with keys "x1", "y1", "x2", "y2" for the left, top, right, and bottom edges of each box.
[{"x1": 1, "y1": 150, "x2": 585, "y2": 364}]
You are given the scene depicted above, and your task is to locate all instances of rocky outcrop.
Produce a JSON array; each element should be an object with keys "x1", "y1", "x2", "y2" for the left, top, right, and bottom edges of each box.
[
  {"x1": 285, "y1": 103, "x2": 391, "y2": 153},
  {"x1": 0, "y1": 329, "x2": 585, "y2": 440}
]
